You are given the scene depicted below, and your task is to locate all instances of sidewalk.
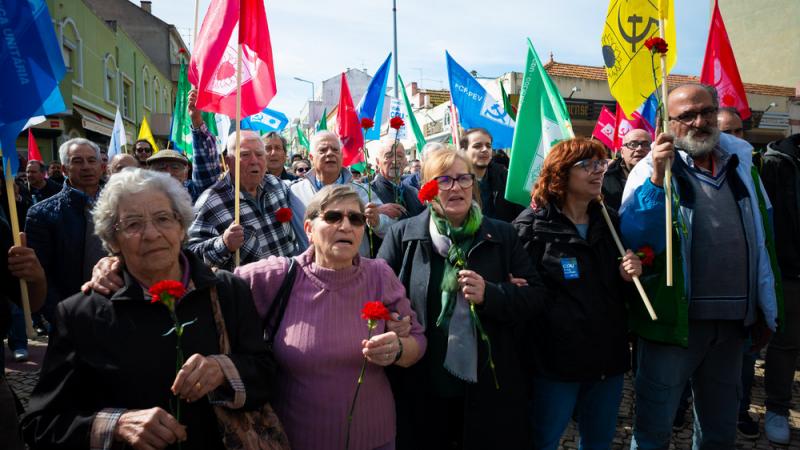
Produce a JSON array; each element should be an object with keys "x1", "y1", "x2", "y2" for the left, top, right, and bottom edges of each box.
[{"x1": 5, "y1": 338, "x2": 800, "y2": 449}]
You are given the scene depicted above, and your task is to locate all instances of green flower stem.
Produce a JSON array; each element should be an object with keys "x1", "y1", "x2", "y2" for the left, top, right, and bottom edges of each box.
[{"x1": 345, "y1": 321, "x2": 376, "y2": 450}]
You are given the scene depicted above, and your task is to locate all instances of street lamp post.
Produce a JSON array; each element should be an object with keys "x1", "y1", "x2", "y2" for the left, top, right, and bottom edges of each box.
[{"x1": 293, "y1": 77, "x2": 315, "y2": 101}]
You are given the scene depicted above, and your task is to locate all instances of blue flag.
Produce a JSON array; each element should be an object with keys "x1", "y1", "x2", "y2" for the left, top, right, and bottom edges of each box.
[
  {"x1": 241, "y1": 108, "x2": 289, "y2": 133},
  {"x1": 446, "y1": 51, "x2": 515, "y2": 148},
  {"x1": 356, "y1": 53, "x2": 392, "y2": 140},
  {"x1": 638, "y1": 93, "x2": 659, "y2": 131},
  {"x1": 0, "y1": 0, "x2": 67, "y2": 175}
]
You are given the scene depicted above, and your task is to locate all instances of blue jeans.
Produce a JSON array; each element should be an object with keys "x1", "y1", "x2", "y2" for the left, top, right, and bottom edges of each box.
[
  {"x1": 532, "y1": 375, "x2": 624, "y2": 450},
  {"x1": 6, "y1": 303, "x2": 27, "y2": 352},
  {"x1": 631, "y1": 320, "x2": 744, "y2": 450}
]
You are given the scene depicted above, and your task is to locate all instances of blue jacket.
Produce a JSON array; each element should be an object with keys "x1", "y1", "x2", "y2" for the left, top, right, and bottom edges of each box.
[
  {"x1": 25, "y1": 183, "x2": 103, "y2": 320},
  {"x1": 620, "y1": 133, "x2": 778, "y2": 335}
]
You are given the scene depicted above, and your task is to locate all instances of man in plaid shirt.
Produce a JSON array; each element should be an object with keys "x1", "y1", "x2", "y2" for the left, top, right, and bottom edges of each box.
[{"x1": 188, "y1": 129, "x2": 297, "y2": 271}]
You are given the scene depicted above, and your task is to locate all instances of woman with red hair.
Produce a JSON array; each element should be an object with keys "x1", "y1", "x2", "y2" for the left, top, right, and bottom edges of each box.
[{"x1": 513, "y1": 138, "x2": 642, "y2": 449}]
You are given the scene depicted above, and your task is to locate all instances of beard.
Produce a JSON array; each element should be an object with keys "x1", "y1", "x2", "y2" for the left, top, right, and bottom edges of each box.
[{"x1": 675, "y1": 126, "x2": 720, "y2": 158}]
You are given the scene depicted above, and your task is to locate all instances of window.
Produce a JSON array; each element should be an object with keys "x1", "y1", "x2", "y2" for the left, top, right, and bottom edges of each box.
[
  {"x1": 152, "y1": 77, "x2": 160, "y2": 113},
  {"x1": 122, "y1": 76, "x2": 134, "y2": 119},
  {"x1": 104, "y1": 54, "x2": 118, "y2": 105},
  {"x1": 162, "y1": 87, "x2": 169, "y2": 114},
  {"x1": 60, "y1": 18, "x2": 83, "y2": 86},
  {"x1": 142, "y1": 66, "x2": 150, "y2": 110}
]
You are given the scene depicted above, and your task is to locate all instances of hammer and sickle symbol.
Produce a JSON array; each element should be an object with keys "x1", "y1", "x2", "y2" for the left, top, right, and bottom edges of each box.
[
  {"x1": 617, "y1": 10, "x2": 660, "y2": 53},
  {"x1": 484, "y1": 103, "x2": 506, "y2": 120}
]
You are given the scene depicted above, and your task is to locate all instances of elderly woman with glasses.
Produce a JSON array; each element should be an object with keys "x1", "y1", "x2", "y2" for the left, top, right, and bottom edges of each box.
[
  {"x1": 234, "y1": 184, "x2": 426, "y2": 450},
  {"x1": 22, "y1": 169, "x2": 277, "y2": 450},
  {"x1": 512, "y1": 138, "x2": 642, "y2": 450},
  {"x1": 378, "y1": 147, "x2": 546, "y2": 450}
]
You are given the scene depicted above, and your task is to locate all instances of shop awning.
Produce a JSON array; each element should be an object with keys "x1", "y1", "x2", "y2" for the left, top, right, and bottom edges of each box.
[{"x1": 74, "y1": 105, "x2": 114, "y2": 137}]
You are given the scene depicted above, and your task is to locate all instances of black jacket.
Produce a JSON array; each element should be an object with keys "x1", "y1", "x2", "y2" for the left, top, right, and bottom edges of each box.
[
  {"x1": 479, "y1": 162, "x2": 525, "y2": 223},
  {"x1": 370, "y1": 173, "x2": 425, "y2": 218},
  {"x1": 761, "y1": 134, "x2": 800, "y2": 277},
  {"x1": 21, "y1": 252, "x2": 277, "y2": 450},
  {"x1": 513, "y1": 203, "x2": 632, "y2": 381},
  {"x1": 601, "y1": 159, "x2": 628, "y2": 211},
  {"x1": 377, "y1": 210, "x2": 546, "y2": 450}
]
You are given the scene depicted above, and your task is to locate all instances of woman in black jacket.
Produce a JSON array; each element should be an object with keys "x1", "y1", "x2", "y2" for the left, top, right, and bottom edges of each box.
[
  {"x1": 513, "y1": 138, "x2": 641, "y2": 450},
  {"x1": 378, "y1": 147, "x2": 546, "y2": 450}
]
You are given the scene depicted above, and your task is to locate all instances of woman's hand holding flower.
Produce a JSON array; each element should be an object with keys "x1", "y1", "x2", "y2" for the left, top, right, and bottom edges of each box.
[
  {"x1": 362, "y1": 331, "x2": 401, "y2": 367},
  {"x1": 458, "y1": 270, "x2": 485, "y2": 305}
]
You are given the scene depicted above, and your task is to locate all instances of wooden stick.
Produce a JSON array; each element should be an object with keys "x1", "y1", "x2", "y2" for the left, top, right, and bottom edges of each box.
[
  {"x1": 234, "y1": 43, "x2": 242, "y2": 267},
  {"x1": 659, "y1": 19, "x2": 673, "y2": 287},
  {"x1": 600, "y1": 201, "x2": 658, "y2": 321},
  {"x1": 4, "y1": 160, "x2": 36, "y2": 336},
  {"x1": 193, "y1": 0, "x2": 200, "y2": 44}
]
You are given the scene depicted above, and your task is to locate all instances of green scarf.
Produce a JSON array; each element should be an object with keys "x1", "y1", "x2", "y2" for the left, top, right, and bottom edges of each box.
[{"x1": 431, "y1": 204, "x2": 483, "y2": 327}]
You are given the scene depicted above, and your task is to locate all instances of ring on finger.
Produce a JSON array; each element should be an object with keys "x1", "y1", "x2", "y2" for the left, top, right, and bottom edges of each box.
[{"x1": 195, "y1": 382, "x2": 203, "y2": 391}]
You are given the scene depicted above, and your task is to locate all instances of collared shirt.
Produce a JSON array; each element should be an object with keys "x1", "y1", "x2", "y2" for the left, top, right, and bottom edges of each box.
[
  {"x1": 187, "y1": 172, "x2": 297, "y2": 271},
  {"x1": 188, "y1": 123, "x2": 225, "y2": 202}
]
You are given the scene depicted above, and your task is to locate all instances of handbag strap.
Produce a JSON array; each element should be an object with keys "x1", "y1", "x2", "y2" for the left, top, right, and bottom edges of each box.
[
  {"x1": 262, "y1": 257, "x2": 298, "y2": 346},
  {"x1": 208, "y1": 285, "x2": 231, "y2": 355}
]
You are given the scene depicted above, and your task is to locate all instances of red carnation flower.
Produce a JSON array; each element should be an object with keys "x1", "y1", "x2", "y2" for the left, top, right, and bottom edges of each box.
[
  {"x1": 637, "y1": 245, "x2": 656, "y2": 267},
  {"x1": 276, "y1": 207, "x2": 293, "y2": 223},
  {"x1": 644, "y1": 37, "x2": 668, "y2": 54},
  {"x1": 389, "y1": 117, "x2": 404, "y2": 130},
  {"x1": 361, "y1": 301, "x2": 391, "y2": 323},
  {"x1": 360, "y1": 117, "x2": 375, "y2": 130},
  {"x1": 149, "y1": 280, "x2": 186, "y2": 307},
  {"x1": 418, "y1": 179, "x2": 439, "y2": 204}
]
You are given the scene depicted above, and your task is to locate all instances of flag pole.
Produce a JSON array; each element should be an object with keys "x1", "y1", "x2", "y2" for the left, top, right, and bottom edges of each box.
[
  {"x1": 392, "y1": 0, "x2": 399, "y2": 100},
  {"x1": 193, "y1": 0, "x2": 200, "y2": 44},
  {"x1": 234, "y1": 43, "x2": 243, "y2": 267},
  {"x1": 658, "y1": 18, "x2": 673, "y2": 287},
  {"x1": 4, "y1": 160, "x2": 36, "y2": 336}
]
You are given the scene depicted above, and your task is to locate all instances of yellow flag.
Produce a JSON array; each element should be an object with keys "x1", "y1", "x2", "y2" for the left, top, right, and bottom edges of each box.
[
  {"x1": 138, "y1": 116, "x2": 159, "y2": 153},
  {"x1": 601, "y1": 0, "x2": 676, "y2": 116}
]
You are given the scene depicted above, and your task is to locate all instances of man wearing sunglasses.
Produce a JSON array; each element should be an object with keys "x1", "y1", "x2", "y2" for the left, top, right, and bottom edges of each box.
[
  {"x1": 602, "y1": 129, "x2": 652, "y2": 210},
  {"x1": 621, "y1": 83, "x2": 778, "y2": 450},
  {"x1": 133, "y1": 140, "x2": 154, "y2": 167}
]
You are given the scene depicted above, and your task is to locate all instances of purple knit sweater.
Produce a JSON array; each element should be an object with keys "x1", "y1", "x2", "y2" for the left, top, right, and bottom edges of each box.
[{"x1": 235, "y1": 247, "x2": 426, "y2": 450}]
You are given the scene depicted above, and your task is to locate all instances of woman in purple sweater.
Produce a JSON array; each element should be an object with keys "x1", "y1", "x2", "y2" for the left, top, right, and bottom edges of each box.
[{"x1": 235, "y1": 185, "x2": 426, "y2": 450}]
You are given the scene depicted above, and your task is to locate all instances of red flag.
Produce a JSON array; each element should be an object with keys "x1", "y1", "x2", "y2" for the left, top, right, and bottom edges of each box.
[
  {"x1": 188, "y1": 0, "x2": 276, "y2": 118},
  {"x1": 336, "y1": 74, "x2": 365, "y2": 167},
  {"x1": 27, "y1": 129, "x2": 42, "y2": 162},
  {"x1": 592, "y1": 106, "x2": 616, "y2": 149},
  {"x1": 700, "y1": 0, "x2": 750, "y2": 120},
  {"x1": 613, "y1": 103, "x2": 648, "y2": 152}
]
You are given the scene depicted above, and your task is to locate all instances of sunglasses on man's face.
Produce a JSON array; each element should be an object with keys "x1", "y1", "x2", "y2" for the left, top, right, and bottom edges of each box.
[{"x1": 319, "y1": 210, "x2": 366, "y2": 227}]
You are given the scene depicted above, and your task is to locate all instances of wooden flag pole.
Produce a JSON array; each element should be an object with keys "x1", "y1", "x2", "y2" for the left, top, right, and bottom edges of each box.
[
  {"x1": 601, "y1": 200, "x2": 658, "y2": 320},
  {"x1": 659, "y1": 18, "x2": 673, "y2": 287},
  {"x1": 193, "y1": 0, "x2": 200, "y2": 44},
  {"x1": 4, "y1": 160, "x2": 36, "y2": 336},
  {"x1": 234, "y1": 43, "x2": 243, "y2": 267}
]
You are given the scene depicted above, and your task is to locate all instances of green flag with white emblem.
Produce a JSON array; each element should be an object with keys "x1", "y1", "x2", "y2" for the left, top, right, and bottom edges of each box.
[{"x1": 505, "y1": 39, "x2": 574, "y2": 206}]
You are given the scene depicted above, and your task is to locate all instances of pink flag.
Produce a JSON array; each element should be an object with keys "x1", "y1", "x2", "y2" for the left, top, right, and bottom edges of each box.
[
  {"x1": 188, "y1": 0, "x2": 276, "y2": 118},
  {"x1": 592, "y1": 106, "x2": 616, "y2": 149},
  {"x1": 337, "y1": 74, "x2": 365, "y2": 167},
  {"x1": 700, "y1": 0, "x2": 750, "y2": 120},
  {"x1": 27, "y1": 129, "x2": 42, "y2": 162},
  {"x1": 613, "y1": 103, "x2": 648, "y2": 151}
]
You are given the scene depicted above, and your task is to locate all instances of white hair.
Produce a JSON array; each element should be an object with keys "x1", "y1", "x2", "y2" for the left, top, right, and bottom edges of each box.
[
  {"x1": 93, "y1": 168, "x2": 194, "y2": 253},
  {"x1": 225, "y1": 130, "x2": 264, "y2": 155},
  {"x1": 59, "y1": 138, "x2": 102, "y2": 166},
  {"x1": 420, "y1": 142, "x2": 447, "y2": 161},
  {"x1": 309, "y1": 131, "x2": 342, "y2": 154}
]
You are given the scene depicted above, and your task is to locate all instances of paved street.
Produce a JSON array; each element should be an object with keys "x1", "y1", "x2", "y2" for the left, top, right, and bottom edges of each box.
[{"x1": 5, "y1": 338, "x2": 800, "y2": 449}]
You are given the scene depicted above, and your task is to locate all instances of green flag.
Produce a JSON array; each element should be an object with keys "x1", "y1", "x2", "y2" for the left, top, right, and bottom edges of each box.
[
  {"x1": 297, "y1": 124, "x2": 310, "y2": 151},
  {"x1": 505, "y1": 39, "x2": 574, "y2": 207},
  {"x1": 170, "y1": 60, "x2": 192, "y2": 155},
  {"x1": 201, "y1": 111, "x2": 218, "y2": 136},
  {"x1": 398, "y1": 74, "x2": 426, "y2": 154},
  {"x1": 317, "y1": 108, "x2": 328, "y2": 131},
  {"x1": 500, "y1": 81, "x2": 517, "y2": 121}
]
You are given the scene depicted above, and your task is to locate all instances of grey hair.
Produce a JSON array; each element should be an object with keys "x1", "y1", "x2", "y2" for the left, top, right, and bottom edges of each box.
[
  {"x1": 59, "y1": 138, "x2": 102, "y2": 166},
  {"x1": 669, "y1": 83, "x2": 719, "y2": 108},
  {"x1": 309, "y1": 131, "x2": 341, "y2": 154},
  {"x1": 262, "y1": 131, "x2": 288, "y2": 151},
  {"x1": 225, "y1": 130, "x2": 264, "y2": 156},
  {"x1": 303, "y1": 184, "x2": 365, "y2": 222},
  {"x1": 93, "y1": 168, "x2": 194, "y2": 253}
]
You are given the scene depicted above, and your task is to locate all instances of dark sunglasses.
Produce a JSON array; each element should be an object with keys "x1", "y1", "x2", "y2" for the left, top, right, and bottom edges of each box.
[
  {"x1": 320, "y1": 210, "x2": 366, "y2": 227},
  {"x1": 295, "y1": 167, "x2": 309, "y2": 173}
]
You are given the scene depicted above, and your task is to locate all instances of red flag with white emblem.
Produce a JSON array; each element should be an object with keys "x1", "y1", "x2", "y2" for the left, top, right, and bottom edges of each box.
[
  {"x1": 188, "y1": 0, "x2": 276, "y2": 118},
  {"x1": 336, "y1": 74, "x2": 365, "y2": 167}
]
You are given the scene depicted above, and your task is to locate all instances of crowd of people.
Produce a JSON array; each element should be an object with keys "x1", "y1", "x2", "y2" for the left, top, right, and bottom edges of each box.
[{"x1": 1, "y1": 82, "x2": 798, "y2": 450}]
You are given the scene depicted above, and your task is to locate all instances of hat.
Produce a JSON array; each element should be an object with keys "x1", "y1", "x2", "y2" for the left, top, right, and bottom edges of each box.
[{"x1": 146, "y1": 150, "x2": 188, "y2": 165}]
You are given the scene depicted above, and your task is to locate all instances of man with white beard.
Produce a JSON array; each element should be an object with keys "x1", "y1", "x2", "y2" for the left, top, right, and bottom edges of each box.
[{"x1": 620, "y1": 84, "x2": 778, "y2": 449}]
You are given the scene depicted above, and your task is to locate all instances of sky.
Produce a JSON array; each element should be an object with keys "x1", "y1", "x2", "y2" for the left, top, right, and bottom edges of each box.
[{"x1": 152, "y1": 0, "x2": 712, "y2": 120}]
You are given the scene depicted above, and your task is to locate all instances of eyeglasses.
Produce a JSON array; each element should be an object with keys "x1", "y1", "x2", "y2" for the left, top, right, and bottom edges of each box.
[
  {"x1": 114, "y1": 211, "x2": 181, "y2": 237},
  {"x1": 134, "y1": 147, "x2": 153, "y2": 154},
  {"x1": 573, "y1": 158, "x2": 609, "y2": 173},
  {"x1": 669, "y1": 107, "x2": 718, "y2": 125},
  {"x1": 623, "y1": 140, "x2": 652, "y2": 150},
  {"x1": 150, "y1": 162, "x2": 187, "y2": 171},
  {"x1": 295, "y1": 167, "x2": 309, "y2": 173},
  {"x1": 318, "y1": 210, "x2": 366, "y2": 227},
  {"x1": 434, "y1": 173, "x2": 475, "y2": 191}
]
